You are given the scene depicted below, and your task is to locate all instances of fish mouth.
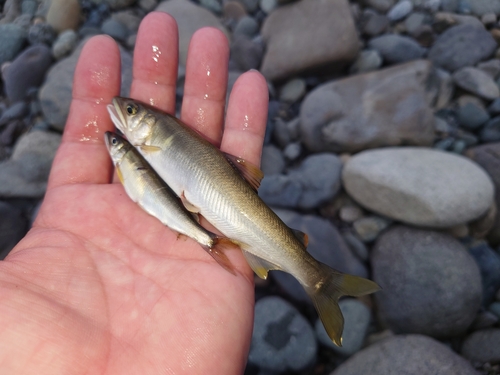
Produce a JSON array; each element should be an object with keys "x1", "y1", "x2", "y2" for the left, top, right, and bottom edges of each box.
[
  {"x1": 107, "y1": 97, "x2": 127, "y2": 133},
  {"x1": 103, "y1": 131, "x2": 113, "y2": 150}
]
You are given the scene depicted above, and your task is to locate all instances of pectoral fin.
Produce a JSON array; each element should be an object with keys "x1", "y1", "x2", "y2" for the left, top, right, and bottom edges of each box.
[
  {"x1": 223, "y1": 152, "x2": 264, "y2": 191},
  {"x1": 180, "y1": 192, "x2": 200, "y2": 213},
  {"x1": 241, "y1": 249, "x2": 281, "y2": 279},
  {"x1": 291, "y1": 228, "x2": 309, "y2": 247},
  {"x1": 139, "y1": 145, "x2": 163, "y2": 153}
]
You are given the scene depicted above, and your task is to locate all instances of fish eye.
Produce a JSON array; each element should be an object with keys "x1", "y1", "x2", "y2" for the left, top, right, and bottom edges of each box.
[
  {"x1": 126, "y1": 105, "x2": 138, "y2": 115},
  {"x1": 111, "y1": 137, "x2": 118, "y2": 145}
]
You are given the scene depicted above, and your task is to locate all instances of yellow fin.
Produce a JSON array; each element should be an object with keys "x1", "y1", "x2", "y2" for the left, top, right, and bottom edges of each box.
[
  {"x1": 116, "y1": 167, "x2": 124, "y2": 185},
  {"x1": 223, "y1": 152, "x2": 264, "y2": 191},
  {"x1": 241, "y1": 249, "x2": 280, "y2": 279}
]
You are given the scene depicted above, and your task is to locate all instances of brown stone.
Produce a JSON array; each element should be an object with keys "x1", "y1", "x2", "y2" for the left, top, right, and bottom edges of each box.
[{"x1": 46, "y1": 0, "x2": 81, "y2": 33}]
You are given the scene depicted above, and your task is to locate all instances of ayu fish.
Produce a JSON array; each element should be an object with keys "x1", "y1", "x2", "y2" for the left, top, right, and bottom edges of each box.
[
  {"x1": 104, "y1": 131, "x2": 236, "y2": 274},
  {"x1": 107, "y1": 98, "x2": 380, "y2": 346}
]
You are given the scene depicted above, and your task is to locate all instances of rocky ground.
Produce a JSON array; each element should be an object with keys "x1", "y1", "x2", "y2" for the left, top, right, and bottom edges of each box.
[{"x1": 1, "y1": 0, "x2": 500, "y2": 374}]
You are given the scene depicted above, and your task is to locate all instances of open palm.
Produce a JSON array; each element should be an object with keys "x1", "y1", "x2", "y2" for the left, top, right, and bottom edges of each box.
[{"x1": 0, "y1": 13, "x2": 268, "y2": 374}]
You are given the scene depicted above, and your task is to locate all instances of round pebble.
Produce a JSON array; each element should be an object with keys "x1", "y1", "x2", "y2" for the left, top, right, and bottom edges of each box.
[
  {"x1": 387, "y1": 0, "x2": 413, "y2": 21},
  {"x1": 46, "y1": 0, "x2": 81, "y2": 32},
  {"x1": 279, "y1": 78, "x2": 306, "y2": 103},
  {"x1": 461, "y1": 329, "x2": 500, "y2": 363},
  {"x1": 52, "y1": 30, "x2": 78, "y2": 60}
]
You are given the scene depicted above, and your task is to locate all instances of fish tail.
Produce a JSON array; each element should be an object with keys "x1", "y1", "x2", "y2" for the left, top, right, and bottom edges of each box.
[
  {"x1": 305, "y1": 262, "x2": 380, "y2": 347},
  {"x1": 203, "y1": 237, "x2": 239, "y2": 276}
]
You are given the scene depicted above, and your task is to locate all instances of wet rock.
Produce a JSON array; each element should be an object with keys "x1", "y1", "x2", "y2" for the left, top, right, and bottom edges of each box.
[
  {"x1": 261, "y1": 145, "x2": 285, "y2": 175},
  {"x1": 368, "y1": 34, "x2": 425, "y2": 64},
  {"x1": 343, "y1": 147, "x2": 494, "y2": 228},
  {"x1": 4, "y1": 45, "x2": 52, "y2": 104},
  {"x1": 0, "y1": 24, "x2": 27, "y2": 66},
  {"x1": 52, "y1": 30, "x2": 78, "y2": 60},
  {"x1": 453, "y1": 67, "x2": 500, "y2": 100},
  {"x1": 156, "y1": 0, "x2": 229, "y2": 66},
  {"x1": 315, "y1": 299, "x2": 371, "y2": 355},
  {"x1": 39, "y1": 39, "x2": 132, "y2": 131},
  {"x1": 0, "y1": 131, "x2": 61, "y2": 198},
  {"x1": 387, "y1": 0, "x2": 413, "y2": 21},
  {"x1": 372, "y1": 226, "x2": 482, "y2": 337},
  {"x1": 461, "y1": 329, "x2": 500, "y2": 363},
  {"x1": 332, "y1": 334, "x2": 480, "y2": 375},
  {"x1": 259, "y1": 153, "x2": 342, "y2": 210},
  {"x1": 260, "y1": 0, "x2": 358, "y2": 81},
  {"x1": 429, "y1": 24, "x2": 497, "y2": 72},
  {"x1": 0, "y1": 201, "x2": 27, "y2": 259},
  {"x1": 28, "y1": 22, "x2": 57, "y2": 46},
  {"x1": 248, "y1": 296, "x2": 317, "y2": 372},
  {"x1": 271, "y1": 210, "x2": 367, "y2": 302},
  {"x1": 46, "y1": 0, "x2": 81, "y2": 32},
  {"x1": 300, "y1": 60, "x2": 434, "y2": 153},
  {"x1": 350, "y1": 49, "x2": 382, "y2": 74},
  {"x1": 468, "y1": 241, "x2": 500, "y2": 305}
]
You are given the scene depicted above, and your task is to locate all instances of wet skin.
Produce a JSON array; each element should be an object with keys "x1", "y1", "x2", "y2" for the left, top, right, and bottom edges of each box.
[{"x1": 0, "y1": 12, "x2": 268, "y2": 374}]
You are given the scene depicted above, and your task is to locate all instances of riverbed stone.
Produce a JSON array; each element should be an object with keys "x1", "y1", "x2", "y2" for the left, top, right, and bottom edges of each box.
[
  {"x1": 0, "y1": 24, "x2": 27, "y2": 66},
  {"x1": 453, "y1": 67, "x2": 500, "y2": 100},
  {"x1": 46, "y1": 0, "x2": 81, "y2": 32},
  {"x1": 368, "y1": 34, "x2": 425, "y2": 64},
  {"x1": 300, "y1": 60, "x2": 434, "y2": 153},
  {"x1": 332, "y1": 334, "x2": 480, "y2": 375},
  {"x1": 342, "y1": 147, "x2": 495, "y2": 228},
  {"x1": 461, "y1": 329, "x2": 500, "y2": 363},
  {"x1": 260, "y1": 0, "x2": 359, "y2": 81}
]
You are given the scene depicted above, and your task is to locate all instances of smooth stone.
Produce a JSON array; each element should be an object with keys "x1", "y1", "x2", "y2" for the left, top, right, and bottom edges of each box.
[
  {"x1": 453, "y1": 67, "x2": 500, "y2": 100},
  {"x1": 466, "y1": 143, "x2": 500, "y2": 244},
  {"x1": 105, "y1": 0, "x2": 137, "y2": 9},
  {"x1": 482, "y1": 12, "x2": 497, "y2": 26},
  {"x1": 0, "y1": 102, "x2": 29, "y2": 126},
  {"x1": 199, "y1": 0, "x2": 222, "y2": 14},
  {"x1": 261, "y1": 145, "x2": 285, "y2": 175},
  {"x1": 468, "y1": 0, "x2": 500, "y2": 16},
  {"x1": 22, "y1": 0, "x2": 38, "y2": 15},
  {"x1": 233, "y1": 16, "x2": 259, "y2": 38},
  {"x1": 468, "y1": 241, "x2": 500, "y2": 305},
  {"x1": 156, "y1": 0, "x2": 229, "y2": 66},
  {"x1": 300, "y1": 60, "x2": 434, "y2": 153},
  {"x1": 343, "y1": 147, "x2": 494, "y2": 227},
  {"x1": 0, "y1": 24, "x2": 27, "y2": 66},
  {"x1": 271, "y1": 210, "x2": 367, "y2": 302},
  {"x1": 0, "y1": 131, "x2": 61, "y2": 198},
  {"x1": 480, "y1": 116, "x2": 500, "y2": 142},
  {"x1": 248, "y1": 296, "x2": 317, "y2": 372},
  {"x1": 361, "y1": 11, "x2": 389, "y2": 36},
  {"x1": 432, "y1": 12, "x2": 484, "y2": 30},
  {"x1": 138, "y1": 0, "x2": 158, "y2": 10},
  {"x1": 4, "y1": 45, "x2": 52, "y2": 104},
  {"x1": 349, "y1": 49, "x2": 382, "y2": 74},
  {"x1": 387, "y1": 0, "x2": 413, "y2": 21},
  {"x1": 429, "y1": 24, "x2": 497, "y2": 72},
  {"x1": 315, "y1": 299, "x2": 371, "y2": 355},
  {"x1": 52, "y1": 30, "x2": 78, "y2": 60},
  {"x1": 223, "y1": 1, "x2": 247, "y2": 23},
  {"x1": 13, "y1": 14, "x2": 32, "y2": 32},
  {"x1": 279, "y1": 78, "x2": 306, "y2": 103},
  {"x1": 363, "y1": 0, "x2": 395, "y2": 12},
  {"x1": 332, "y1": 334, "x2": 480, "y2": 375},
  {"x1": 461, "y1": 329, "x2": 500, "y2": 363},
  {"x1": 456, "y1": 98, "x2": 490, "y2": 130},
  {"x1": 353, "y1": 216, "x2": 390, "y2": 242},
  {"x1": 433, "y1": 68, "x2": 455, "y2": 109},
  {"x1": 28, "y1": 22, "x2": 57, "y2": 46},
  {"x1": 0, "y1": 0, "x2": 22, "y2": 24},
  {"x1": 273, "y1": 117, "x2": 300, "y2": 148},
  {"x1": 259, "y1": 153, "x2": 342, "y2": 210},
  {"x1": 471, "y1": 311, "x2": 499, "y2": 330},
  {"x1": 283, "y1": 142, "x2": 301, "y2": 161},
  {"x1": 46, "y1": 0, "x2": 81, "y2": 32},
  {"x1": 230, "y1": 34, "x2": 264, "y2": 71},
  {"x1": 339, "y1": 206, "x2": 364, "y2": 223},
  {"x1": 0, "y1": 201, "x2": 27, "y2": 259},
  {"x1": 404, "y1": 12, "x2": 427, "y2": 35},
  {"x1": 368, "y1": 34, "x2": 426, "y2": 64},
  {"x1": 372, "y1": 226, "x2": 482, "y2": 337},
  {"x1": 112, "y1": 10, "x2": 142, "y2": 33},
  {"x1": 259, "y1": 0, "x2": 277, "y2": 13},
  {"x1": 260, "y1": 0, "x2": 359, "y2": 81},
  {"x1": 341, "y1": 229, "x2": 369, "y2": 261},
  {"x1": 477, "y1": 59, "x2": 500, "y2": 79},
  {"x1": 101, "y1": 17, "x2": 129, "y2": 41},
  {"x1": 237, "y1": 0, "x2": 260, "y2": 12},
  {"x1": 39, "y1": 39, "x2": 132, "y2": 131}
]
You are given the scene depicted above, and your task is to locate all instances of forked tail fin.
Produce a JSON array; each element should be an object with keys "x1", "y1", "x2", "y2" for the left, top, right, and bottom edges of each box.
[{"x1": 305, "y1": 262, "x2": 380, "y2": 346}]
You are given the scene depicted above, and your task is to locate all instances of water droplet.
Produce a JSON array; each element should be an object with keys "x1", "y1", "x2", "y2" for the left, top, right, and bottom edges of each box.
[
  {"x1": 204, "y1": 94, "x2": 209, "y2": 100},
  {"x1": 152, "y1": 45, "x2": 162, "y2": 63},
  {"x1": 149, "y1": 98, "x2": 155, "y2": 106}
]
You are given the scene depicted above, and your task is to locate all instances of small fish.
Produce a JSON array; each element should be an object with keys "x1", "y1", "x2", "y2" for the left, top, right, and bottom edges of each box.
[
  {"x1": 104, "y1": 131, "x2": 237, "y2": 275},
  {"x1": 107, "y1": 98, "x2": 380, "y2": 346}
]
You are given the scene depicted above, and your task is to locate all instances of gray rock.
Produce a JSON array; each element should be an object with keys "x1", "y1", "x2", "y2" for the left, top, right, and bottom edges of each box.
[
  {"x1": 0, "y1": 102, "x2": 29, "y2": 126},
  {"x1": 361, "y1": 11, "x2": 389, "y2": 36},
  {"x1": 248, "y1": 296, "x2": 317, "y2": 372},
  {"x1": 468, "y1": 241, "x2": 500, "y2": 305},
  {"x1": 138, "y1": 0, "x2": 157, "y2": 10},
  {"x1": 260, "y1": 0, "x2": 359, "y2": 81},
  {"x1": 199, "y1": 0, "x2": 222, "y2": 13},
  {"x1": 0, "y1": 201, "x2": 27, "y2": 259},
  {"x1": 300, "y1": 60, "x2": 435, "y2": 153},
  {"x1": 46, "y1": 0, "x2": 81, "y2": 32},
  {"x1": 28, "y1": 22, "x2": 57, "y2": 46},
  {"x1": 111, "y1": 10, "x2": 142, "y2": 33},
  {"x1": 261, "y1": 145, "x2": 285, "y2": 175},
  {"x1": 39, "y1": 39, "x2": 132, "y2": 131},
  {"x1": 461, "y1": 329, "x2": 500, "y2": 363},
  {"x1": 363, "y1": 0, "x2": 396, "y2": 12},
  {"x1": 22, "y1": 0, "x2": 38, "y2": 16},
  {"x1": 52, "y1": 30, "x2": 78, "y2": 60},
  {"x1": 480, "y1": 116, "x2": 500, "y2": 142},
  {"x1": 101, "y1": 17, "x2": 129, "y2": 41},
  {"x1": 341, "y1": 229, "x2": 369, "y2": 261},
  {"x1": 259, "y1": 0, "x2": 277, "y2": 13},
  {"x1": 271, "y1": 210, "x2": 367, "y2": 302},
  {"x1": 471, "y1": 311, "x2": 499, "y2": 330},
  {"x1": 488, "y1": 98, "x2": 500, "y2": 114},
  {"x1": 156, "y1": 0, "x2": 229, "y2": 66},
  {"x1": 387, "y1": 0, "x2": 413, "y2": 21},
  {"x1": 4, "y1": 45, "x2": 52, "y2": 104},
  {"x1": 0, "y1": 131, "x2": 61, "y2": 198},
  {"x1": 457, "y1": 97, "x2": 490, "y2": 130},
  {"x1": 0, "y1": 0, "x2": 22, "y2": 24},
  {"x1": 343, "y1": 147, "x2": 494, "y2": 228},
  {"x1": 273, "y1": 117, "x2": 300, "y2": 148},
  {"x1": 230, "y1": 34, "x2": 264, "y2": 71},
  {"x1": 481, "y1": 12, "x2": 497, "y2": 26},
  {"x1": 332, "y1": 334, "x2": 480, "y2": 375},
  {"x1": 372, "y1": 226, "x2": 482, "y2": 338},
  {"x1": 350, "y1": 49, "x2": 383, "y2": 74},
  {"x1": 315, "y1": 299, "x2": 371, "y2": 355},
  {"x1": 453, "y1": 67, "x2": 500, "y2": 100},
  {"x1": 259, "y1": 153, "x2": 342, "y2": 210},
  {"x1": 233, "y1": 16, "x2": 259, "y2": 38},
  {"x1": 283, "y1": 142, "x2": 301, "y2": 160},
  {"x1": 237, "y1": 0, "x2": 259, "y2": 12},
  {"x1": 428, "y1": 24, "x2": 497, "y2": 72},
  {"x1": 353, "y1": 216, "x2": 391, "y2": 242},
  {"x1": 339, "y1": 206, "x2": 364, "y2": 223},
  {"x1": 468, "y1": 0, "x2": 500, "y2": 16},
  {"x1": 279, "y1": 78, "x2": 306, "y2": 103},
  {"x1": 0, "y1": 24, "x2": 27, "y2": 66},
  {"x1": 477, "y1": 59, "x2": 500, "y2": 79},
  {"x1": 404, "y1": 12, "x2": 427, "y2": 35},
  {"x1": 368, "y1": 34, "x2": 426, "y2": 64}
]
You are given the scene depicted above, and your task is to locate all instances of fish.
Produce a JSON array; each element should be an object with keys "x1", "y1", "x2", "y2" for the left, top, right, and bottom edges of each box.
[
  {"x1": 107, "y1": 97, "x2": 380, "y2": 346},
  {"x1": 104, "y1": 131, "x2": 237, "y2": 275}
]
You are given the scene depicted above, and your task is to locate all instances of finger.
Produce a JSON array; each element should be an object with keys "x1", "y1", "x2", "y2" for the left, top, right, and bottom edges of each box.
[
  {"x1": 181, "y1": 27, "x2": 229, "y2": 145},
  {"x1": 221, "y1": 71, "x2": 268, "y2": 166},
  {"x1": 130, "y1": 12, "x2": 178, "y2": 114},
  {"x1": 47, "y1": 35, "x2": 121, "y2": 189}
]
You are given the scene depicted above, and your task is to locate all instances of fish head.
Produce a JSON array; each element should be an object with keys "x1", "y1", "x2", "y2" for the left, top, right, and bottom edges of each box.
[
  {"x1": 107, "y1": 97, "x2": 154, "y2": 147},
  {"x1": 104, "y1": 131, "x2": 130, "y2": 165}
]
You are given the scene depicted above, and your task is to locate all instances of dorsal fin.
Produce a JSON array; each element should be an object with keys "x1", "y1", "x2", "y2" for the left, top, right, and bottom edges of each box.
[
  {"x1": 291, "y1": 228, "x2": 309, "y2": 247},
  {"x1": 223, "y1": 152, "x2": 264, "y2": 192}
]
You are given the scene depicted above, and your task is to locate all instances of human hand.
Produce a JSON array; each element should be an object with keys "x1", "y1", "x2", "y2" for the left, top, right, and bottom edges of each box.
[{"x1": 0, "y1": 12, "x2": 268, "y2": 374}]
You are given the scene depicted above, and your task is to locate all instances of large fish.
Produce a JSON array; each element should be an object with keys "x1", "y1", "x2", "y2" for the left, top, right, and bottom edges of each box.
[
  {"x1": 107, "y1": 97, "x2": 380, "y2": 346},
  {"x1": 104, "y1": 131, "x2": 237, "y2": 274}
]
